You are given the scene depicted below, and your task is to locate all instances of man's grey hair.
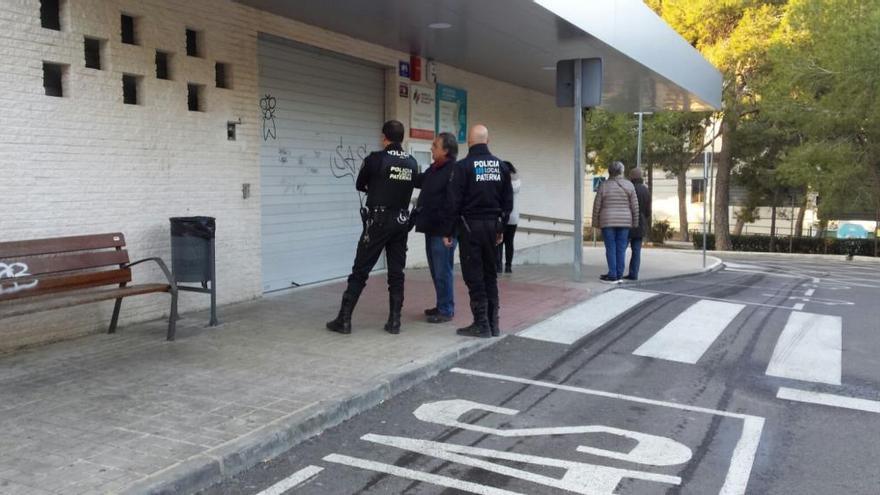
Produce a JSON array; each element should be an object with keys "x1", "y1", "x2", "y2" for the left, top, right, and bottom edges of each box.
[{"x1": 609, "y1": 161, "x2": 625, "y2": 177}]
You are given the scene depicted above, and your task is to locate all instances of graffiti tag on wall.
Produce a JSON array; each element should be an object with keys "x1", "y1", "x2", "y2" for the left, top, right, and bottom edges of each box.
[
  {"x1": 0, "y1": 262, "x2": 38, "y2": 295},
  {"x1": 260, "y1": 94, "x2": 277, "y2": 141}
]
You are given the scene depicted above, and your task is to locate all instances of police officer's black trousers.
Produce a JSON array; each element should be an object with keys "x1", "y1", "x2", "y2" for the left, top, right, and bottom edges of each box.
[
  {"x1": 344, "y1": 213, "x2": 409, "y2": 301},
  {"x1": 458, "y1": 218, "x2": 499, "y2": 319}
]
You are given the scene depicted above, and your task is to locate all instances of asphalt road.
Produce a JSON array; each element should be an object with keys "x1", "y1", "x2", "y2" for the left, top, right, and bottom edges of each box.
[{"x1": 201, "y1": 255, "x2": 880, "y2": 495}]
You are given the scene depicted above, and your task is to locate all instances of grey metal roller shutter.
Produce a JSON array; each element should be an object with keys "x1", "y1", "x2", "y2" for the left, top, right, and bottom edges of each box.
[{"x1": 259, "y1": 37, "x2": 385, "y2": 292}]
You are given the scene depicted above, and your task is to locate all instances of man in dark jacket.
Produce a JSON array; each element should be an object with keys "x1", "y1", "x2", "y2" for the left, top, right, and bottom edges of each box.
[
  {"x1": 443, "y1": 125, "x2": 513, "y2": 338},
  {"x1": 326, "y1": 120, "x2": 419, "y2": 335},
  {"x1": 414, "y1": 132, "x2": 459, "y2": 323},
  {"x1": 625, "y1": 167, "x2": 652, "y2": 280}
]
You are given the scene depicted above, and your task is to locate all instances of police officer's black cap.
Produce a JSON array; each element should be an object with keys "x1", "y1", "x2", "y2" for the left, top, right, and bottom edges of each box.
[{"x1": 382, "y1": 120, "x2": 405, "y2": 144}]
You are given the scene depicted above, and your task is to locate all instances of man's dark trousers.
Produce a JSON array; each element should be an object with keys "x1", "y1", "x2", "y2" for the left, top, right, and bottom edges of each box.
[
  {"x1": 344, "y1": 210, "x2": 409, "y2": 301},
  {"x1": 458, "y1": 218, "x2": 499, "y2": 326}
]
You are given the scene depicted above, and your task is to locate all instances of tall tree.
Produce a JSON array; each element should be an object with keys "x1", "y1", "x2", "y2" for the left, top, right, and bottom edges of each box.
[
  {"x1": 647, "y1": 0, "x2": 787, "y2": 250},
  {"x1": 760, "y1": 0, "x2": 880, "y2": 255}
]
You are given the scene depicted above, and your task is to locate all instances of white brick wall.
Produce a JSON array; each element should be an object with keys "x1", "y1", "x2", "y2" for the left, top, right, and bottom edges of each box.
[{"x1": 0, "y1": 0, "x2": 573, "y2": 351}]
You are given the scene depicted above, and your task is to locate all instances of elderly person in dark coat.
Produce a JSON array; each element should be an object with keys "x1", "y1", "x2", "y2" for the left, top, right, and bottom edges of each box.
[
  {"x1": 625, "y1": 168, "x2": 652, "y2": 280},
  {"x1": 591, "y1": 161, "x2": 639, "y2": 283}
]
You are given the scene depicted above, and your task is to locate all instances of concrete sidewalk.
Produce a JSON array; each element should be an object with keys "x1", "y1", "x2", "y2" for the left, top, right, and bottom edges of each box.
[{"x1": 0, "y1": 247, "x2": 717, "y2": 495}]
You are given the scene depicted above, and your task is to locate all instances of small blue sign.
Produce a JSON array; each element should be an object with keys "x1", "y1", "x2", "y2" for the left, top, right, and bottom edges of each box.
[
  {"x1": 398, "y1": 61, "x2": 411, "y2": 79},
  {"x1": 592, "y1": 176, "x2": 606, "y2": 192}
]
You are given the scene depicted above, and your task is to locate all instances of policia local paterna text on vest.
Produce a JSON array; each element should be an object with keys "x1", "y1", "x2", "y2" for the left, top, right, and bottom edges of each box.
[{"x1": 326, "y1": 120, "x2": 419, "y2": 335}]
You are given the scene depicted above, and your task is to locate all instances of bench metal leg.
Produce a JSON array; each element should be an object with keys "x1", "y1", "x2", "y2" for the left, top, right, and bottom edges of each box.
[
  {"x1": 167, "y1": 290, "x2": 179, "y2": 341},
  {"x1": 108, "y1": 298, "x2": 123, "y2": 334}
]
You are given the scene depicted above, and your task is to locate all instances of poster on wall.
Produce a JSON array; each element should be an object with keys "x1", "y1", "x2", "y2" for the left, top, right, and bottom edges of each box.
[
  {"x1": 436, "y1": 84, "x2": 467, "y2": 142},
  {"x1": 409, "y1": 86, "x2": 436, "y2": 140}
]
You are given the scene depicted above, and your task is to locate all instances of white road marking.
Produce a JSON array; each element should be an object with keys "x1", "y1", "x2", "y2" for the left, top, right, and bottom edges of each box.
[
  {"x1": 631, "y1": 289, "x2": 796, "y2": 311},
  {"x1": 323, "y1": 453, "x2": 523, "y2": 495},
  {"x1": 361, "y1": 433, "x2": 681, "y2": 493},
  {"x1": 518, "y1": 289, "x2": 656, "y2": 344},
  {"x1": 633, "y1": 300, "x2": 745, "y2": 364},
  {"x1": 254, "y1": 465, "x2": 323, "y2": 495},
  {"x1": 766, "y1": 312, "x2": 842, "y2": 385},
  {"x1": 804, "y1": 288, "x2": 815, "y2": 297},
  {"x1": 761, "y1": 294, "x2": 853, "y2": 306},
  {"x1": 723, "y1": 268, "x2": 805, "y2": 279},
  {"x1": 413, "y1": 399, "x2": 692, "y2": 466},
  {"x1": 777, "y1": 387, "x2": 880, "y2": 414},
  {"x1": 450, "y1": 368, "x2": 765, "y2": 495},
  {"x1": 792, "y1": 303, "x2": 805, "y2": 311}
]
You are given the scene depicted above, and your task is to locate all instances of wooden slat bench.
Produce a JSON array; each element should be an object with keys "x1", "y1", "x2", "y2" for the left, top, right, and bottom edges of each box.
[{"x1": 0, "y1": 233, "x2": 179, "y2": 340}]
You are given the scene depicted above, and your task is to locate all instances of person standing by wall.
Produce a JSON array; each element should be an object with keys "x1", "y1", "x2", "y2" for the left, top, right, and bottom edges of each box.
[
  {"x1": 625, "y1": 168, "x2": 652, "y2": 280},
  {"x1": 415, "y1": 132, "x2": 459, "y2": 323},
  {"x1": 443, "y1": 125, "x2": 513, "y2": 338},
  {"x1": 326, "y1": 120, "x2": 419, "y2": 335},
  {"x1": 496, "y1": 161, "x2": 521, "y2": 274},
  {"x1": 591, "y1": 160, "x2": 639, "y2": 283}
]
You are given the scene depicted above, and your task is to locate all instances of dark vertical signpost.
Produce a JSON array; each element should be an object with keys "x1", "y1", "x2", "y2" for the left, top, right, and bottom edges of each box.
[{"x1": 557, "y1": 58, "x2": 603, "y2": 281}]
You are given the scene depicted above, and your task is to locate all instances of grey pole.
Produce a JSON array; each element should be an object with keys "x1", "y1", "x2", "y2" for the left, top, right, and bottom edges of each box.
[
  {"x1": 573, "y1": 59, "x2": 584, "y2": 281},
  {"x1": 702, "y1": 150, "x2": 709, "y2": 268},
  {"x1": 790, "y1": 194, "x2": 795, "y2": 252},
  {"x1": 636, "y1": 112, "x2": 644, "y2": 169},
  {"x1": 708, "y1": 146, "x2": 714, "y2": 234}
]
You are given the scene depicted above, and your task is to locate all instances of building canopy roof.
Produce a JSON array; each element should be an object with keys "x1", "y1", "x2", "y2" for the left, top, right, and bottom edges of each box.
[{"x1": 235, "y1": 0, "x2": 721, "y2": 112}]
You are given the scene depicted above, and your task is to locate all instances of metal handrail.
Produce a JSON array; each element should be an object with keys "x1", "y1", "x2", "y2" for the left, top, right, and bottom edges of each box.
[
  {"x1": 519, "y1": 213, "x2": 575, "y2": 225},
  {"x1": 518, "y1": 226, "x2": 573, "y2": 237}
]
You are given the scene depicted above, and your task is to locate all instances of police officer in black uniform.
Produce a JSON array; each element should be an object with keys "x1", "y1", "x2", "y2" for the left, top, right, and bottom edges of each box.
[
  {"x1": 327, "y1": 120, "x2": 419, "y2": 335},
  {"x1": 443, "y1": 124, "x2": 513, "y2": 338}
]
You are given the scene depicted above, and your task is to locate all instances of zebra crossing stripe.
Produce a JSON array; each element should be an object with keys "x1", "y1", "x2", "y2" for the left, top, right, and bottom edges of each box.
[
  {"x1": 633, "y1": 300, "x2": 746, "y2": 364},
  {"x1": 766, "y1": 311, "x2": 842, "y2": 385},
  {"x1": 518, "y1": 289, "x2": 656, "y2": 345}
]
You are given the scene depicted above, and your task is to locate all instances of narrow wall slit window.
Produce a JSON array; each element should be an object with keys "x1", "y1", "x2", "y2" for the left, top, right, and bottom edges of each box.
[
  {"x1": 185, "y1": 29, "x2": 201, "y2": 57},
  {"x1": 156, "y1": 51, "x2": 171, "y2": 80},
  {"x1": 122, "y1": 74, "x2": 140, "y2": 105},
  {"x1": 691, "y1": 178, "x2": 707, "y2": 204},
  {"x1": 215, "y1": 62, "x2": 230, "y2": 89},
  {"x1": 187, "y1": 83, "x2": 203, "y2": 111},
  {"x1": 41, "y1": 0, "x2": 61, "y2": 30},
  {"x1": 43, "y1": 62, "x2": 65, "y2": 97},
  {"x1": 121, "y1": 14, "x2": 137, "y2": 45},
  {"x1": 84, "y1": 37, "x2": 103, "y2": 70}
]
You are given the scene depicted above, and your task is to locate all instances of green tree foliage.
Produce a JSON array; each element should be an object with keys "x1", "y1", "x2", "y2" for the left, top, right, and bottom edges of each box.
[
  {"x1": 761, "y1": 0, "x2": 880, "y2": 228},
  {"x1": 647, "y1": 0, "x2": 787, "y2": 249}
]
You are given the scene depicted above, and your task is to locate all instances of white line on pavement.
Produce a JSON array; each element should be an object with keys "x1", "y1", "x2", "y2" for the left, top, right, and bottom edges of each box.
[
  {"x1": 766, "y1": 312, "x2": 842, "y2": 385},
  {"x1": 254, "y1": 465, "x2": 323, "y2": 495},
  {"x1": 518, "y1": 289, "x2": 656, "y2": 344},
  {"x1": 777, "y1": 387, "x2": 880, "y2": 414},
  {"x1": 804, "y1": 288, "x2": 815, "y2": 297},
  {"x1": 323, "y1": 454, "x2": 523, "y2": 495},
  {"x1": 633, "y1": 300, "x2": 745, "y2": 364},
  {"x1": 723, "y1": 268, "x2": 806, "y2": 279},
  {"x1": 630, "y1": 289, "x2": 796, "y2": 311},
  {"x1": 792, "y1": 303, "x2": 805, "y2": 311},
  {"x1": 450, "y1": 368, "x2": 765, "y2": 495}
]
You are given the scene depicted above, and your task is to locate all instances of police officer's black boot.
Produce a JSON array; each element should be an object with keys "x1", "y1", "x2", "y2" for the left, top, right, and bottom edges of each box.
[
  {"x1": 488, "y1": 298, "x2": 501, "y2": 337},
  {"x1": 456, "y1": 300, "x2": 491, "y2": 338},
  {"x1": 384, "y1": 294, "x2": 403, "y2": 334},
  {"x1": 326, "y1": 293, "x2": 358, "y2": 334}
]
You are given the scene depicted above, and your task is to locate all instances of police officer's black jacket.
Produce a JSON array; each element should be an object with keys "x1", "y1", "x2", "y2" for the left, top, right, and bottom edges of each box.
[
  {"x1": 443, "y1": 143, "x2": 513, "y2": 236},
  {"x1": 356, "y1": 143, "x2": 419, "y2": 210},
  {"x1": 413, "y1": 158, "x2": 455, "y2": 236}
]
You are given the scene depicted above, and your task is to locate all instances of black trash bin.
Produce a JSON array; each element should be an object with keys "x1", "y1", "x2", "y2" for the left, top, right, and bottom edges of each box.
[{"x1": 170, "y1": 216, "x2": 218, "y2": 326}]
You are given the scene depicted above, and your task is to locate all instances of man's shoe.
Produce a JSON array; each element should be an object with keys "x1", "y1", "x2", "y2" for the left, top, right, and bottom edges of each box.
[
  {"x1": 424, "y1": 307, "x2": 439, "y2": 316},
  {"x1": 600, "y1": 274, "x2": 621, "y2": 284},
  {"x1": 384, "y1": 294, "x2": 403, "y2": 334},
  {"x1": 623, "y1": 275, "x2": 638, "y2": 281},
  {"x1": 427, "y1": 313, "x2": 453, "y2": 324},
  {"x1": 326, "y1": 293, "x2": 358, "y2": 334},
  {"x1": 504, "y1": 265, "x2": 512, "y2": 274},
  {"x1": 456, "y1": 323, "x2": 491, "y2": 338}
]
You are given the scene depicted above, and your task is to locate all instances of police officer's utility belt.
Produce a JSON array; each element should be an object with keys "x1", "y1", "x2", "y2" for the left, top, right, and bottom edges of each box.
[{"x1": 361, "y1": 206, "x2": 411, "y2": 228}]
